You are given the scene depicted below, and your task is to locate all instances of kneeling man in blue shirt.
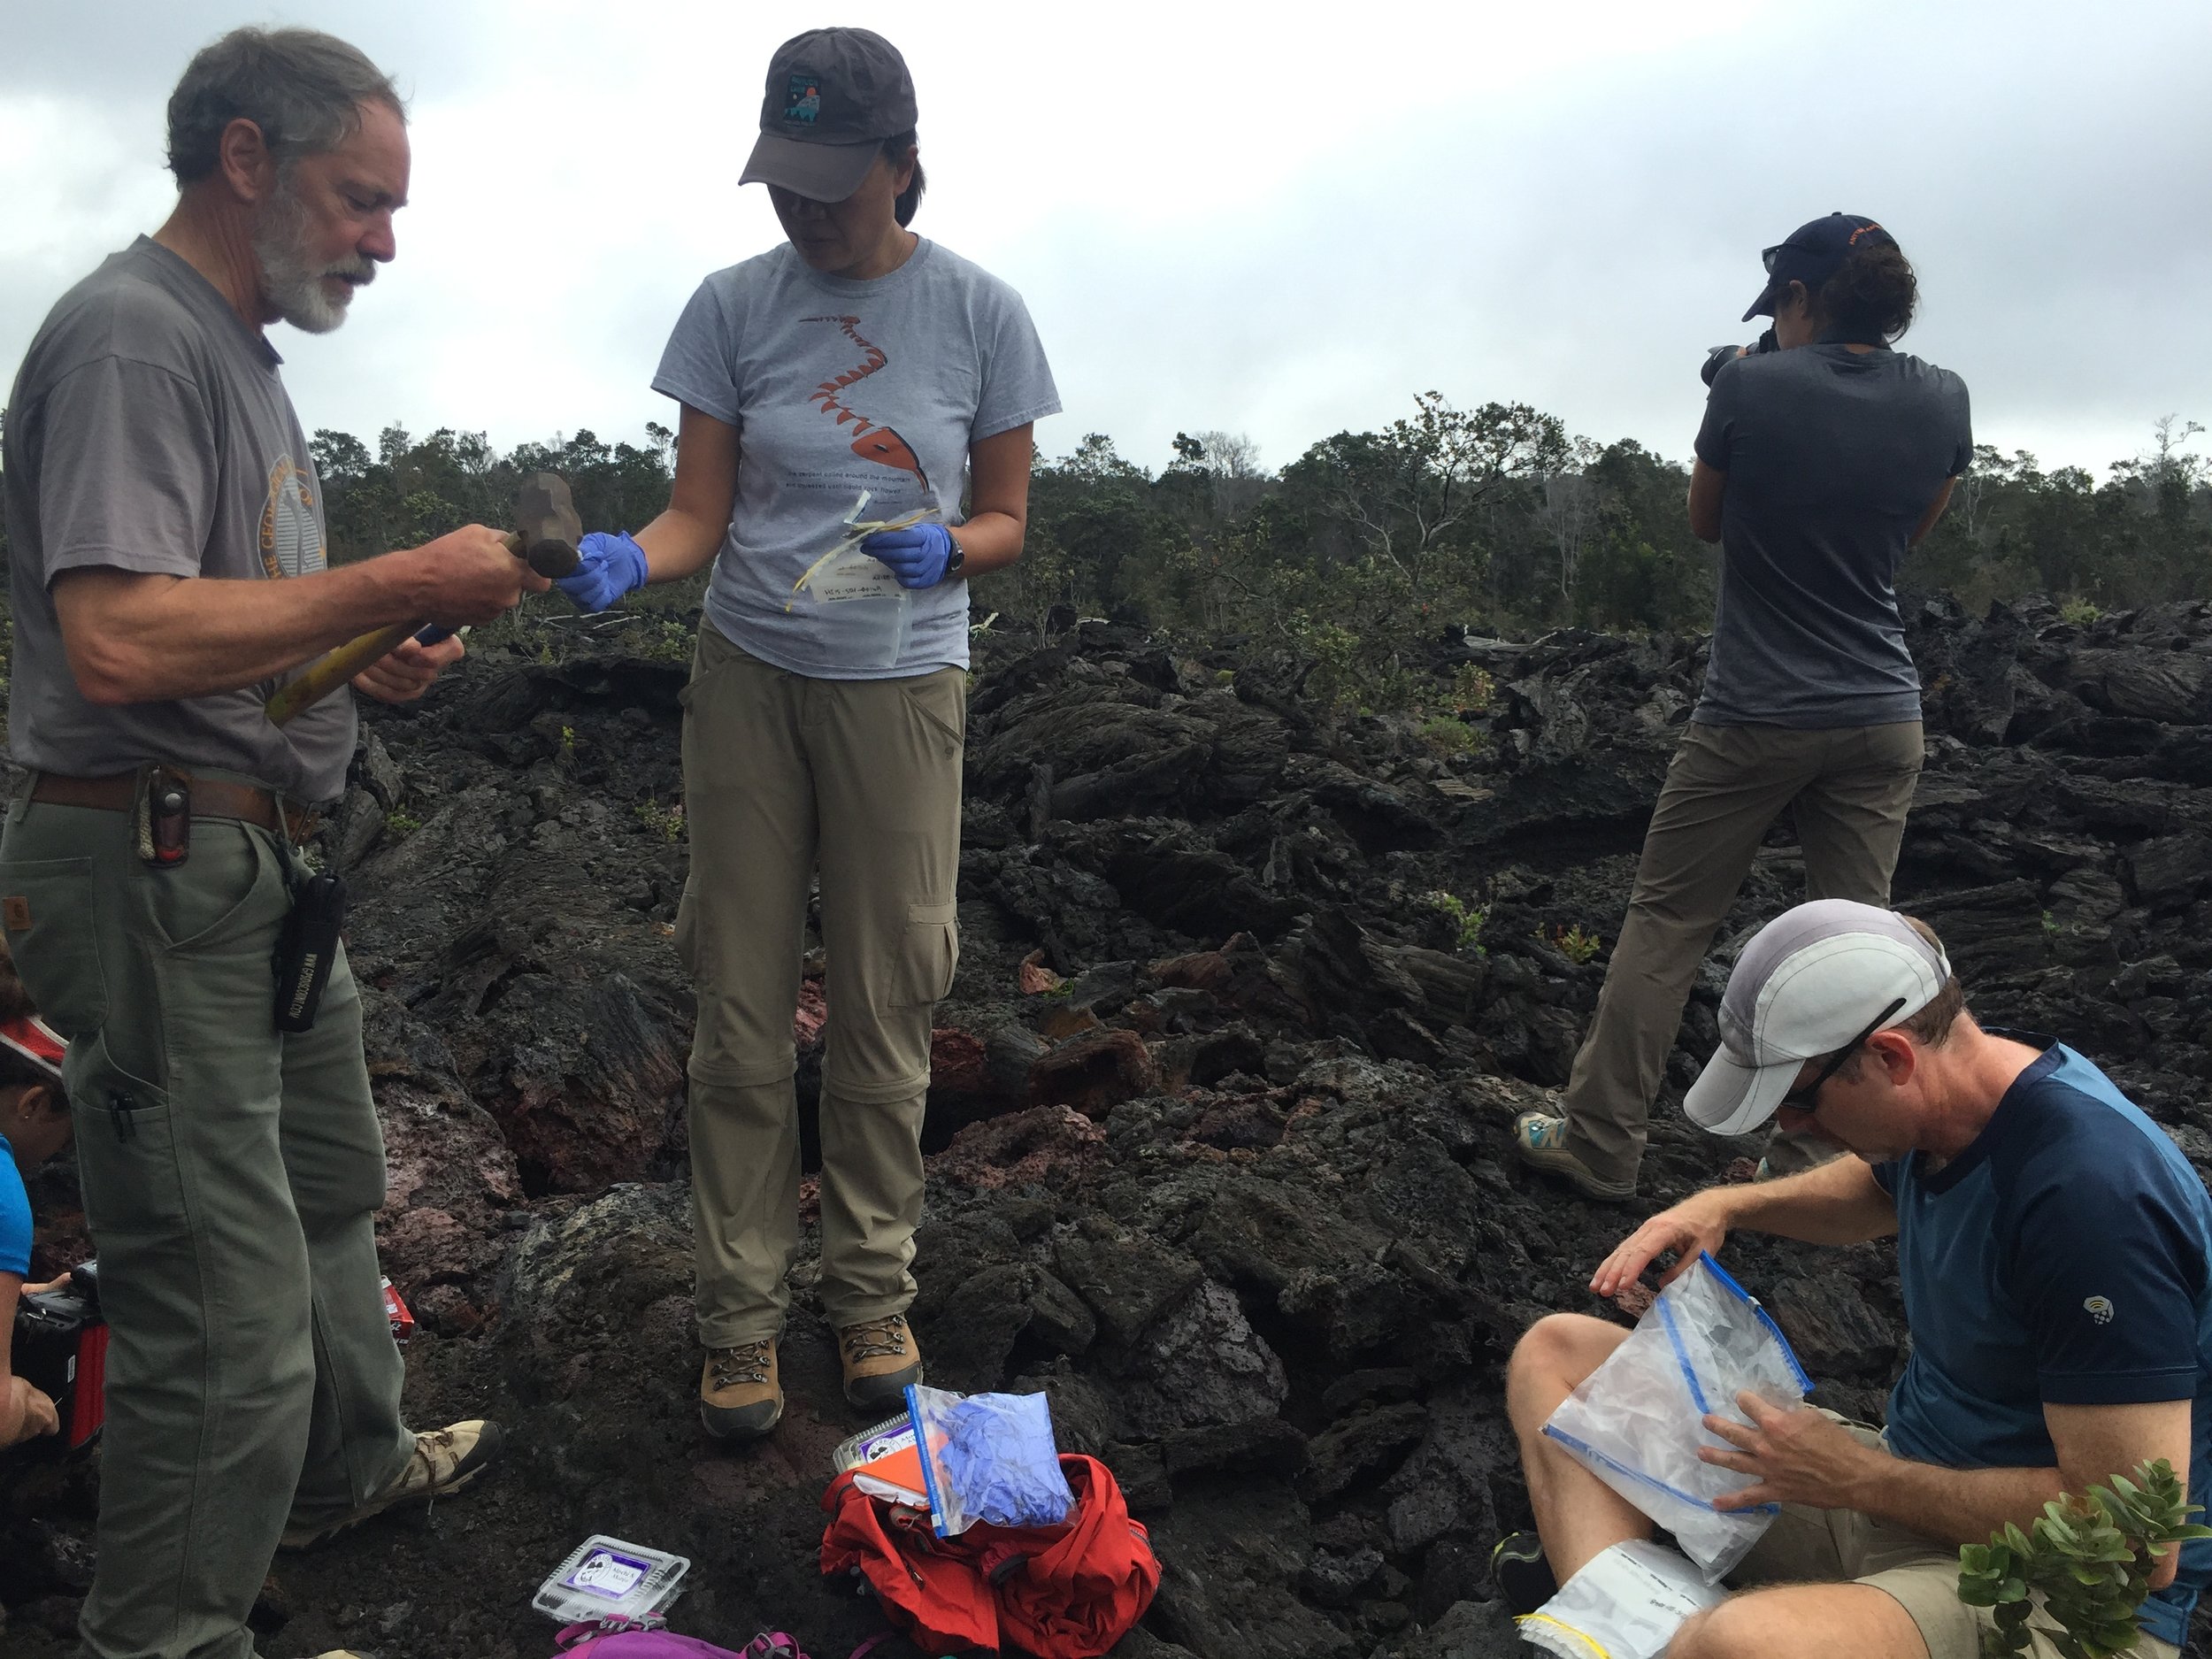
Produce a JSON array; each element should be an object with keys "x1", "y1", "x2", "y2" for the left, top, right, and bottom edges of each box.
[{"x1": 1503, "y1": 899, "x2": 2212, "y2": 1659}]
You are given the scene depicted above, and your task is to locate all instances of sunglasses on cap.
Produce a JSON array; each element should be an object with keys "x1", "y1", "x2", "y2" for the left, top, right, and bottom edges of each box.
[{"x1": 1778, "y1": 996, "x2": 1908, "y2": 1115}]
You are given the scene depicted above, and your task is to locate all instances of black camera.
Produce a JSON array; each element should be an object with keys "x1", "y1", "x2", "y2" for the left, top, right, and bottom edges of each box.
[
  {"x1": 1701, "y1": 327, "x2": 1779, "y2": 387},
  {"x1": 12, "y1": 1259, "x2": 107, "y2": 1452}
]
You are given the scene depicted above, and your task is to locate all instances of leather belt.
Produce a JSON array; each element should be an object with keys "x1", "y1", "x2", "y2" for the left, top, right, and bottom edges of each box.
[{"x1": 29, "y1": 770, "x2": 314, "y2": 841}]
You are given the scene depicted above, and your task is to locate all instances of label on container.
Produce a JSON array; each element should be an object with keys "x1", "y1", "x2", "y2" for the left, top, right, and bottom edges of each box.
[
  {"x1": 810, "y1": 550, "x2": 905, "y2": 603},
  {"x1": 567, "y1": 1548, "x2": 650, "y2": 1599}
]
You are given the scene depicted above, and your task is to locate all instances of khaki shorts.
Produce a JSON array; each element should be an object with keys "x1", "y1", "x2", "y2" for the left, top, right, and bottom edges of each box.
[{"x1": 1732, "y1": 1426, "x2": 2180, "y2": 1659}]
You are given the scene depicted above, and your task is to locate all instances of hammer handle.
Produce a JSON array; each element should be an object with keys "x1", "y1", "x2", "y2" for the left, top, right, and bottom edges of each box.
[{"x1": 262, "y1": 532, "x2": 528, "y2": 727}]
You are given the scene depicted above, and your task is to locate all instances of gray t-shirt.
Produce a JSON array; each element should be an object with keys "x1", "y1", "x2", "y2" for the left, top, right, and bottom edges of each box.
[
  {"x1": 3, "y1": 237, "x2": 355, "y2": 801},
  {"x1": 653, "y1": 237, "x2": 1059, "y2": 679},
  {"x1": 1692, "y1": 343, "x2": 1971, "y2": 727}
]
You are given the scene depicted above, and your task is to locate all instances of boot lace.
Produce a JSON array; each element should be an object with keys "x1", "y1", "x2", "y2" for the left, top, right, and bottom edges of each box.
[
  {"x1": 708, "y1": 1340, "x2": 773, "y2": 1389},
  {"x1": 840, "y1": 1314, "x2": 911, "y2": 1363}
]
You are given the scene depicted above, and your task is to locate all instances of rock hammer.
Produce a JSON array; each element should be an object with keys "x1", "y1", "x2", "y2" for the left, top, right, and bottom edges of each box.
[{"x1": 264, "y1": 472, "x2": 582, "y2": 726}]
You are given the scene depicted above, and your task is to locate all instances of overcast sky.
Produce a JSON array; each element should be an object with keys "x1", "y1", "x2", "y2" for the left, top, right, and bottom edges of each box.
[{"x1": 5, "y1": 0, "x2": 2208, "y2": 485}]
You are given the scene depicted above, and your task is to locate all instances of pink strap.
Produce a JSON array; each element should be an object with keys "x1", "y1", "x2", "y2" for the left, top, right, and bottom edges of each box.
[{"x1": 846, "y1": 1637, "x2": 896, "y2": 1659}]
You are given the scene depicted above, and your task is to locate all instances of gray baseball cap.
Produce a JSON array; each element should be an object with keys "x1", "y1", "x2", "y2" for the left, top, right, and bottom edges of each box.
[
  {"x1": 1686, "y1": 900, "x2": 1953, "y2": 1136},
  {"x1": 740, "y1": 27, "x2": 918, "y2": 204}
]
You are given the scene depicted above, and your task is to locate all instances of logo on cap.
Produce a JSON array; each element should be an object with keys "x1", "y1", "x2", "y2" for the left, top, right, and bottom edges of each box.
[{"x1": 784, "y1": 72, "x2": 822, "y2": 125}]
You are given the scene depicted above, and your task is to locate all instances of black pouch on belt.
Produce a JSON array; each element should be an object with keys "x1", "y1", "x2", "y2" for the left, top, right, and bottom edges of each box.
[{"x1": 273, "y1": 872, "x2": 347, "y2": 1033}]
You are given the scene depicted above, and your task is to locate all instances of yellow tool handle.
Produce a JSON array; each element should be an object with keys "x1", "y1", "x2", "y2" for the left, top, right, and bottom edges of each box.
[
  {"x1": 262, "y1": 532, "x2": 528, "y2": 727},
  {"x1": 265, "y1": 622, "x2": 419, "y2": 726}
]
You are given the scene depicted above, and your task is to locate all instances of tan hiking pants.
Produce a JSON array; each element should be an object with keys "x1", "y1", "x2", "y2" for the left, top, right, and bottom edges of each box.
[
  {"x1": 676, "y1": 622, "x2": 964, "y2": 1347},
  {"x1": 1559, "y1": 720, "x2": 1923, "y2": 1187}
]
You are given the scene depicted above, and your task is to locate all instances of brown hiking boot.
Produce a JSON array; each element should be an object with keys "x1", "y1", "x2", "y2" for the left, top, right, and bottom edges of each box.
[
  {"x1": 838, "y1": 1313, "x2": 924, "y2": 1412},
  {"x1": 699, "y1": 1340, "x2": 782, "y2": 1440},
  {"x1": 280, "y1": 1419, "x2": 503, "y2": 1549}
]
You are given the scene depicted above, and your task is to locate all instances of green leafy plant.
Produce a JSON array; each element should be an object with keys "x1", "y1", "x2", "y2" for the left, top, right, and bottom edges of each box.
[
  {"x1": 1957, "y1": 1459, "x2": 2212, "y2": 1658},
  {"x1": 2059, "y1": 595, "x2": 2103, "y2": 629},
  {"x1": 1448, "y1": 663, "x2": 1496, "y2": 716},
  {"x1": 558, "y1": 724, "x2": 577, "y2": 759},
  {"x1": 384, "y1": 810, "x2": 420, "y2": 841},
  {"x1": 1535, "y1": 923, "x2": 1602, "y2": 964},
  {"x1": 1419, "y1": 715, "x2": 1479, "y2": 757},
  {"x1": 633, "y1": 798, "x2": 685, "y2": 843},
  {"x1": 1421, "y1": 889, "x2": 1487, "y2": 955}
]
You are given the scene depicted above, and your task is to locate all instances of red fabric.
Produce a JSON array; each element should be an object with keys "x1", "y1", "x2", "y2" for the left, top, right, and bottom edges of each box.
[
  {"x1": 821, "y1": 1471, "x2": 1000, "y2": 1655},
  {"x1": 819, "y1": 1455, "x2": 1157, "y2": 1659},
  {"x1": 991, "y1": 1456, "x2": 1158, "y2": 1659}
]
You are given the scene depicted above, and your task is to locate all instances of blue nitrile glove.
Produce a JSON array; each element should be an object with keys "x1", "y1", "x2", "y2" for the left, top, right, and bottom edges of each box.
[
  {"x1": 861, "y1": 521, "x2": 957, "y2": 588},
  {"x1": 555, "y1": 530, "x2": 649, "y2": 612},
  {"x1": 938, "y1": 1392, "x2": 1073, "y2": 1531}
]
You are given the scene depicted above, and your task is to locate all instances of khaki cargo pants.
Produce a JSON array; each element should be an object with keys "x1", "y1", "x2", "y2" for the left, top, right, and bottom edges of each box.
[
  {"x1": 1560, "y1": 720, "x2": 1923, "y2": 1187},
  {"x1": 0, "y1": 774, "x2": 411, "y2": 1659},
  {"x1": 677, "y1": 623, "x2": 964, "y2": 1347},
  {"x1": 1731, "y1": 1423, "x2": 2180, "y2": 1659}
]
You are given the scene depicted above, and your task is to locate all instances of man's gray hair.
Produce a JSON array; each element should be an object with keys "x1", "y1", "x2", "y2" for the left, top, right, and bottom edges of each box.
[{"x1": 166, "y1": 27, "x2": 405, "y2": 183}]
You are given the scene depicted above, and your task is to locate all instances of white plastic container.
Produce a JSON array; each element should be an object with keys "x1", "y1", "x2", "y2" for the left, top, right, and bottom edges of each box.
[{"x1": 533, "y1": 1536, "x2": 690, "y2": 1626}]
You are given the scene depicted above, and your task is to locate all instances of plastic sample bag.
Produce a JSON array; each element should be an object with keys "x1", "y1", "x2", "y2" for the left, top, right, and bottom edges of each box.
[
  {"x1": 906, "y1": 1384, "x2": 1076, "y2": 1539},
  {"x1": 1542, "y1": 1252, "x2": 1812, "y2": 1580},
  {"x1": 1518, "y1": 1539, "x2": 1726, "y2": 1659}
]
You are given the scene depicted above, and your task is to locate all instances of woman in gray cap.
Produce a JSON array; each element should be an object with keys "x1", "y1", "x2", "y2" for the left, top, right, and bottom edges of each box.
[
  {"x1": 555, "y1": 27, "x2": 1060, "y2": 1439},
  {"x1": 1512, "y1": 214, "x2": 1970, "y2": 1202}
]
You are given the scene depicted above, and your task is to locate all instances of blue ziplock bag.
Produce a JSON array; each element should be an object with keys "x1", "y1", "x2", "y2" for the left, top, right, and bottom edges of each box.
[
  {"x1": 1542, "y1": 1253, "x2": 1813, "y2": 1581},
  {"x1": 905, "y1": 1384, "x2": 1075, "y2": 1539}
]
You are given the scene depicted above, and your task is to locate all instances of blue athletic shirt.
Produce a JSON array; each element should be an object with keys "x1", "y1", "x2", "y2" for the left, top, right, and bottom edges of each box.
[
  {"x1": 1871, "y1": 1036, "x2": 2212, "y2": 1647},
  {"x1": 0, "y1": 1135, "x2": 30, "y2": 1279}
]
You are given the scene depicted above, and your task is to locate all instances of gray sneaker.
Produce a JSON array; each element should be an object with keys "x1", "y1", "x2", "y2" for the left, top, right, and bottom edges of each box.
[
  {"x1": 1511, "y1": 1111, "x2": 1637, "y2": 1202},
  {"x1": 280, "y1": 1420, "x2": 503, "y2": 1549}
]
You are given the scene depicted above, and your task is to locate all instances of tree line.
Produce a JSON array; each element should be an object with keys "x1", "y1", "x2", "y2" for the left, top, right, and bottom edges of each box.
[{"x1": 3, "y1": 400, "x2": 2205, "y2": 710}]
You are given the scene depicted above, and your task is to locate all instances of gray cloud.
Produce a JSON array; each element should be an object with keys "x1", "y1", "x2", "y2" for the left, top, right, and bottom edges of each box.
[{"x1": 5, "y1": 0, "x2": 2207, "y2": 488}]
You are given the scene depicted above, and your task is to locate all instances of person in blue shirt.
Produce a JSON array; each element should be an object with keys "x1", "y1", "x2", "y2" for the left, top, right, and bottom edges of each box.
[
  {"x1": 1500, "y1": 900, "x2": 2210, "y2": 1659},
  {"x1": 1, "y1": 1006, "x2": 73, "y2": 1449}
]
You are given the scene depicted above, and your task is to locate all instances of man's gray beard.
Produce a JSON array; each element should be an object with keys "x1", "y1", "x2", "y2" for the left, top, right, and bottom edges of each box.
[{"x1": 253, "y1": 178, "x2": 373, "y2": 334}]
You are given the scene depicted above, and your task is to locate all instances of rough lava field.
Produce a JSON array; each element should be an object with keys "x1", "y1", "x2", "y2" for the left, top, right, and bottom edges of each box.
[{"x1": 8, "y1": 593, "x2": 2212, "y2": 1657}]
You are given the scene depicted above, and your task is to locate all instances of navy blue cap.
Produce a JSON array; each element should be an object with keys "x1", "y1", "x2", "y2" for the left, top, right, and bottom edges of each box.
[{"x1": 1744, "y1": 213, "x2": 1897, "y2": 322}]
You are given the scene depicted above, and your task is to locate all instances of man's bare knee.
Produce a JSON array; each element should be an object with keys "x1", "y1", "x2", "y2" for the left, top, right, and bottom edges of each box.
[
  {"x1": 1511, "y1": 1312, "x2": 1624, "y2": 1386},
  {"x1": 1668, "y1": 1598, "x2": 1770, "y2": 1659},
  {"x1": 1508, "y1": 1313, "x2": 1627, "y2": 1430}
]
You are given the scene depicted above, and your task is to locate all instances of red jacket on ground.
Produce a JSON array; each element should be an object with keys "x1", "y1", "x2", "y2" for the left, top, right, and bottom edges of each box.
[{"x1": 819, "y1": 1454, "x2": 1158, "y2": 1657}]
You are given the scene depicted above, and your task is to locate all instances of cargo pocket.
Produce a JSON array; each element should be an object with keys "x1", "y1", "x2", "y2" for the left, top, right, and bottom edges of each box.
[
  {"x1": 0, "y1": 856, "x2": 109, "y2": 1040},
  {"x1": 67, "y1": 1030, "x2": 189, "y2": 1239},
  {"x1": 888, "y1": 899, "x2": 960, "y2": 1009}
]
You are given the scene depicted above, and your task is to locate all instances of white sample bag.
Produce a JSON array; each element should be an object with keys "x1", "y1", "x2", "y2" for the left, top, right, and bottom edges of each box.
[
  {"x1": 1542, "y1": 1252, "x2": 1812, "y2": 1581},
  {"x1": 1518, "y1": 1539, "x2": 1726, "y2": 1659}
]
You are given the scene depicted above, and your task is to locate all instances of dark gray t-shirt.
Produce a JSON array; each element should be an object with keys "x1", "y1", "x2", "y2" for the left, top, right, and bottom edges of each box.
[
  {"x1": 3, "y1": 237, "x2": 355, "y2": 801},
  {"x1": 1692, "y1": 343, "x2": 1971, "y2": 727},
  {"x1": 653, "y1": 238, "x2": 1059, "y2": 679}
]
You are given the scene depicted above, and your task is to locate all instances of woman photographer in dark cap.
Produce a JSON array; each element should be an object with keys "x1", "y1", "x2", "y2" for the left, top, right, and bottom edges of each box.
[
  {"x1": 1514, "y1": 213, "x2": 1970, "y2": 1201},
  {"x1": 553, "y1": 27, "x2": 1059, "y2": 1439}
]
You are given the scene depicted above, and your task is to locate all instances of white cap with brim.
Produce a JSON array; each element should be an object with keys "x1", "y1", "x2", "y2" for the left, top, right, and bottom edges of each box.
[{"x1": 1686, "y1": 900, "x2": 1953, "y2": 1137}]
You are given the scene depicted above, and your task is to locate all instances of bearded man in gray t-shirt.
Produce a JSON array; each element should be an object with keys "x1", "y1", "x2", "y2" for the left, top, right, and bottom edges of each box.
[{"x1": 0, "y1": 29, "x2": 540, "y2": 1659}]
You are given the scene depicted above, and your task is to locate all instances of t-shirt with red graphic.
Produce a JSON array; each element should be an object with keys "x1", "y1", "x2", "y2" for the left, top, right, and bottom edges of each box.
[{"x1": 653, "y1": 237, "x2": 1059, "y2": 680}]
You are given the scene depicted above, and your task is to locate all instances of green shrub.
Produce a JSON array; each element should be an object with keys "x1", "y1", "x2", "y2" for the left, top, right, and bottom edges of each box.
[{"x1": 1958, "y1": 1459, "x2": 2211, "y2": 1658}]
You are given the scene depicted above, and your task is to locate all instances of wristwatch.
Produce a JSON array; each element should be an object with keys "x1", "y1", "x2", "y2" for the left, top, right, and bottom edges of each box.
[{"x1": 944, "y1": 533, "x2": 965, "y2": 579}]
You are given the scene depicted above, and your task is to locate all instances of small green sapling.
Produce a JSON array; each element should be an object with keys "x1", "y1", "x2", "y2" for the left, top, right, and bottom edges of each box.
[{"x1": 1956, "y1": 1459, "x2": 2211, "y2": 1658}]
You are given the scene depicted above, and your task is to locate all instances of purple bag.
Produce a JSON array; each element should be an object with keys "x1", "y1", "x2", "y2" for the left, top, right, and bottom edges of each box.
[{"x1": 557, "y1": 1629, "x2": 805, "y2": 1659}]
